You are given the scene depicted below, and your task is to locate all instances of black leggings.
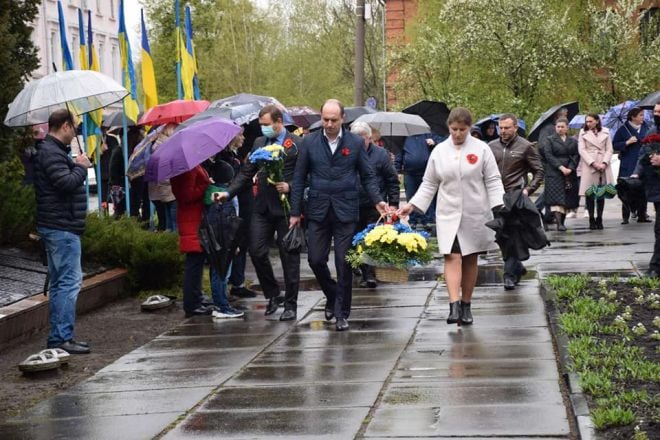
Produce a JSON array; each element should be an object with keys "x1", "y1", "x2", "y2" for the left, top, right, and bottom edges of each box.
[{"x1": 585, "y1": 198, "x2": 604, "y2": 219}]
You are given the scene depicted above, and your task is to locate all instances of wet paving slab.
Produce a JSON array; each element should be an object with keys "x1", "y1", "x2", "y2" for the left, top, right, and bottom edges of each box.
[
  {"x1": 0, "y1": 413, "x2": 179, "y2": 440},
  {"x1": 253, "y1": 344, "x2": 405, "y2": 365},
  {"x1": 165, "y1": 407, "x2": 370, "y2": 439},
  {"x1": 364, "y1": 405, "x2": 570, "y2": 437},
  {"x1": 297, "y1": 317, "x2": 418, "y2": 333},
  {"x1": 13, "y1": 386, "x2": 211, "y2": 418},
  {"x1": 131, "y1": 333, "x2": 277, "y2": 353},
  {"x1": 380, "y1": 380, "x2": 564, "y2": 407},
  {"x1": 412, "y1": 327, "x2": 553, "y2": 345},
  {"x1": 272, "y1": 330, "x2": 413, "y2": 349},
  {"x1": 100, "y1": 347, "x2": 258, "y2": 372},
  {"x1": 201, "y1": 382, "x2": 383, "y2": 410},
  {"x1": 399, "y1": 342, "x2": 555, "y2": 362},
  {"x1": 391, "y1": 359, "x2": 560, "y2": 382},
  {"x1": 303, "y1": 305, "x2": 425, "y2": 322}
]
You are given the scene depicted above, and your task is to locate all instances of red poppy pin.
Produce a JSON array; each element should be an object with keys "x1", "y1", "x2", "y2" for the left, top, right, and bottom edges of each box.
[
  {"x1": 283, "y1": 138, "x2": 294, "y2": 149},
  {"x1": 341, "y1": 147, "x2": 350, "y2": 156},
  {"x1": 467, "y1": 154, "x2": 478, "y2": 164}
]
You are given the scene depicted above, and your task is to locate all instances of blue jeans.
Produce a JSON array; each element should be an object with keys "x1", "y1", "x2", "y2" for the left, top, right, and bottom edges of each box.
[
  {"x1": 210, "y1": 262, "x2": 233, "y2": 309},
  {"x1": 37, "y1": 227, "x2": 83, "y2": 346},
  {"x1": 165, "y1": 201, "x2": 177, "y2": 232},
  {"x1": 404, "y1": 173, "x2": 436, "y2": 225},
  {"x1": 228, "y1": 249, "x2": 246, "y2": 287}
]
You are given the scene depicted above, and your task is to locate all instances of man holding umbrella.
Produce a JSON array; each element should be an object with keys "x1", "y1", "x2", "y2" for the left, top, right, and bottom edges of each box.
[
  {"x1": 489, "y1": 114, "x2": 544, "y2": 290},
  {"x1": 33, "y1": 109, "x2": 92, "y2": 354},
  {"x1": 218, "y1": 105, "x2": 303, "y2": 321}
]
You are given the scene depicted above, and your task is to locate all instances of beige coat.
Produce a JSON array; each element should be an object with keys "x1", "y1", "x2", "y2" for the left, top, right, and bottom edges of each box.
[
  {"x1": 577, "y1": 127, "x2": 614, "y2": 196},
  {"x1": 409, "y1": 135, "x2": 505, "y2": 255},
  {"x1": 148, "y1": 132, "x2": 176, "y2": 203}
]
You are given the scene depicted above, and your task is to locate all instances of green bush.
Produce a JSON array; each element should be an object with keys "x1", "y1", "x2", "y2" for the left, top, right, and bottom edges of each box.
[
  {"x1": 0, "y1": 156, "x2": 35, "y2": 244},
  {"x1": 82, "y1": 215, "x2": 183, "y2": 292}
]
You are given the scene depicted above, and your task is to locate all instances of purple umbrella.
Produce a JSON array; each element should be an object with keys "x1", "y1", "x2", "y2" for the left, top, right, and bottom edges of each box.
[{"x1": 144, "y1": 118, "x2": 241, "y2": 182}]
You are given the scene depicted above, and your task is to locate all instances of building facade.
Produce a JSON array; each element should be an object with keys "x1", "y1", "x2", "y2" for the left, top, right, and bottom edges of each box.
[{"x1": 31, "y1": 0, "x2": 121, "y2": 81}]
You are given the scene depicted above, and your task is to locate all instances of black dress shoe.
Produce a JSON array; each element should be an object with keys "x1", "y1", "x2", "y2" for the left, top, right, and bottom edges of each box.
[
  {"x1": 71, "y1": 340, "x2": 89, "y2": 347},
  {"x1": 265, "y1": 298, "x2": 280, "y2": 316},
  {"x1": 621, "y1": 219, "x2": 629, "y2": 225},
  {"x1": 638, "y1": 216, "x2": 652, "y2": 223},
  {"x1": 336, "y1": 318, "x2": 349, "y2": 331},
  {"x1": 230, "y1": 286, "x2": 258, "y2": 298},
  {"x1": 446, "y1": 301, "x2": 461, "y2": 324},
  {"x1": 460, "y1": 301, "x2": 473, "y2": 325},
  {"x1": 54, "y1": 340, "x2": 90, "y2": 354},
  {"x1": 365, "y1": 277, "x2": 377, "y2": 288},
  {"x1": 503, "y1": 277, "x2": 516, "y2": 290},
  {"x1": 324, "y1": 302, "x2": 335, "y2": 321},
  {"x1": 279, "y1": 309, "x2": 297, "y2": 321}
]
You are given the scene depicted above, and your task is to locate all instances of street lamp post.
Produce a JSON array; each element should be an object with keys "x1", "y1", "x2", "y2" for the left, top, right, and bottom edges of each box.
[{"x1": 354, "y1": 0, "x2": 365, "y2": 107}]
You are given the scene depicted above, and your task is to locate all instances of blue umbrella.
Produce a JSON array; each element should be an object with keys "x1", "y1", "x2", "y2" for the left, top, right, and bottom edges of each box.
[
  {"x1": 569, "y1": 114, "x2": 585, "y2": 129},
  {"x1": 601, "y1": 100, "x2": 639, "y2": 138}
]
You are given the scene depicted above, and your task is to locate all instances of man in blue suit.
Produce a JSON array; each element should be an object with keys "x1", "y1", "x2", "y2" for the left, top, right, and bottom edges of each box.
[{"x1": 289, "y1": 99, "x2": 390, "y2": 331}]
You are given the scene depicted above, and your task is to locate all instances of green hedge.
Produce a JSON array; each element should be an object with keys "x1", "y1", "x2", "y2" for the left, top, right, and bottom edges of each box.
[
  {"x1": 0, "y1": 156, "x2": 35, "y2": 244},
  {"x1": 82, "y1": 215, "x2": 183, "y2": 292}
]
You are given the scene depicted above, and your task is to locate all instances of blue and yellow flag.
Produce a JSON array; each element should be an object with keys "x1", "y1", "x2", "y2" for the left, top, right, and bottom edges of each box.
[
  {"x1": 177, "y1": 0, "x2": 195, "y2": 100},
  {"x1": 184, "y1": 5, "x2": 200, "y2": 100},
  {"x1": 82, "y1": 10, "x2": 103, "y2": 158},
  {"x1": 57, "y1": 0, "x2": 74, "y2": 71},
  {"x1": 141, "y1": 9, "x2": 158, "y2": 112},
  {"x1": 118, "y1": 0, "x2": 140, "y2": 123},
  {"x1": 175, "y1": 0, "x2": 182, "y2": 99}
]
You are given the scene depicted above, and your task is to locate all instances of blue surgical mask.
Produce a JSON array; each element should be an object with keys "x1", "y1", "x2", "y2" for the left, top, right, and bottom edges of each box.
[{"x1": 261, "y1": 125, "x2": 277, "y2": 139}]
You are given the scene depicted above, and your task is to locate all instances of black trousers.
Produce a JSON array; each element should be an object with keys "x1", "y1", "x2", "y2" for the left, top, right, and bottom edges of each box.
[
  {"x1": 651, "y1": 202, "x2": 660, "y2": 272},
  {"x1": 308, "y1": 210, "x2": 356, "y2": 319},
  {"x1": 249, "y1": 210, "x2": 300, "y2": 311},
  {"x1": 183, "y1": 252, "x2": 205, "y2": 314}
]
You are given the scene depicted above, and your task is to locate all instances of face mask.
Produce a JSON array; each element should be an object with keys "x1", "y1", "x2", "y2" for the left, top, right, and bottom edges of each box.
[
  {"x1": 654, "y1": 115, "x2": 660, "y2": 127},
  {"x1": 261, "y1": 125, "x2": 277, "y2": 139}
]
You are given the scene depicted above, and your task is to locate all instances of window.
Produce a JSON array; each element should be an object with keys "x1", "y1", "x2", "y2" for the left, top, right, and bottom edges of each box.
[
  {"x1": 110, "y1": 0, "x2": 115, "y2": 19},
  {"x1": 111, "y1": 45, "x2": 118, "y2": 80},
  {"x1": 98, "y1": 41, "x2": 104, "y2": 72},
  {"x1": 640, "y1": 8, "x2": 659, "y2": 47},
  {"x1": 96, "y1": 0, "x2": 101, "y2": 13},
  {"x1": 71, "y1": 34, "x2": 78, "y2": 67},
  {"x1": 49, "y1": 31, "x2": 57, "y2": 73}
]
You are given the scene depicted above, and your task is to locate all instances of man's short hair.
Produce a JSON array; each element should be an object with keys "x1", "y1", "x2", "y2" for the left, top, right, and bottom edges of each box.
[
  {"x1": 48, "y1": 109, "x2": 74, "y2": 131},
  {"x1": 258, "y1": 104, "x2": 283, "y2": 123},
  {"x1": 499, "y1": 113, "x2": 518, "y2": 126},
  {"x1": 555, "y1": 117, "x2": 569, "y2": 125},
  {"x1": 350, "y1": 121, "x2": 372, "y2": 138},
  {"x1": 321, "y1": 99, "x2": 345, "y2": 116},
  {"x1": 447, "y1": 107, "x2": 473, "y2": 126}
]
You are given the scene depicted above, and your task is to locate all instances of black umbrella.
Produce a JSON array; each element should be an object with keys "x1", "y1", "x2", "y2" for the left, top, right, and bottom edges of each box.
[
  {"x1": 637, "y1": 91, "x2": 660, "y2": 109},
  {"x1": 287, "y1": 106, "x2": 321, "y2": 128},
  {"x1": 198, "y1": 203, "x2": 243, "y2": 279},
  {"x1": 528, "y1": 101, "x2": 580, "y2": 142},
  {"x1": 402, "y1": 100, "x2": 450, "y2": 136},
  {"x1": 102, "y1": 110, "x2": 137, "y2": 128}
]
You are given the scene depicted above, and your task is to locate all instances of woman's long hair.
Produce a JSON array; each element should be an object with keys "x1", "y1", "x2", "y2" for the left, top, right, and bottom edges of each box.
[{"x1": 583, "y1": 113, "x2": 602, "y2": 132}]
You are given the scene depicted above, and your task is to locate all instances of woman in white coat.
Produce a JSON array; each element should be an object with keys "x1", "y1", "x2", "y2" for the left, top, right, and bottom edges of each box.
[
  {"x1": 398, "y1": 108, "x2": 505, "y2": 325},
  {"x1": 577, "y1": 113, "x2": 614, "y2": 230}
]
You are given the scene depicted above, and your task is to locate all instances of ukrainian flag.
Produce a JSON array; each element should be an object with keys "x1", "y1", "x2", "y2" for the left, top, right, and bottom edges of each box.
[
  {"x1": 77, "y1": 9, "x2": 102, "y2": 159},
  {"x1": 141, "y1": 9, "x2": 158, "y2": 112},
  {"x1": 176, "y1": 0, "x2": 195, "y2": 100},
  {"x1": 184, "y1": 4, "x2": 201, "y2": 100},
  {"x1": 118, "y1": 0, "x2": 140, "y2": 123},
  {"x1": 57, "y1": 0, "x2": 74, "y2": 71}
]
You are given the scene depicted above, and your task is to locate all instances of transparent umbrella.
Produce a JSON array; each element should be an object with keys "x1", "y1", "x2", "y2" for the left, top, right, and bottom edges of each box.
[{"x1": 4, "y1": 70, "x2": 128, "y2": 127}]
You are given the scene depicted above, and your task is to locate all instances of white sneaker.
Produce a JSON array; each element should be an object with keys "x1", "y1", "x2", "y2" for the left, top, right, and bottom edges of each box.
[{"x1": 212, "y1": 307, "x2": 244, "y2": 319}]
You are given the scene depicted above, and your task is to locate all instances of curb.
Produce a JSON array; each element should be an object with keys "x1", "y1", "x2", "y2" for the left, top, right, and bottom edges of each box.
[
  {"x1": 539, "y1": 281, "x2": 598, "y2": 440},
  {"x1": 0, "y1": 268, "x2": 128, "y2": 349}
]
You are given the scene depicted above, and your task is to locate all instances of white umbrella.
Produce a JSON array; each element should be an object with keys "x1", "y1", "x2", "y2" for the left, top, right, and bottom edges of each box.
[
  {"x1": 353, "y1": 112, "x2": 431, "y2": 136},
  {"x1": 4, "y1": 70, "x2": 128, "y2": 127}
]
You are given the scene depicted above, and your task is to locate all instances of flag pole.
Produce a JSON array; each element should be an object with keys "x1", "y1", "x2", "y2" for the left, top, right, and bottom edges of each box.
[{"x1": 175, "y1": 0, "x2": 182, "y2": 99}]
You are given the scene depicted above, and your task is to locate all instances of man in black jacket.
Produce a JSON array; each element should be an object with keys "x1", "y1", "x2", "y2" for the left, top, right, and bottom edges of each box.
[
  {"x1": 33, "y1": 109, "x2": 92, "y2": 354},
  {"x1": 350, "y1": 121, "x2": 400, "y2": 287},
  {"x1": 219, "y1": 105, "x2": 302, "y2": 321}
]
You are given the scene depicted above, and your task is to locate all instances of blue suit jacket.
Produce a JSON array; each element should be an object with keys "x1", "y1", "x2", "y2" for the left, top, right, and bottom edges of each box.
[{"x1": 290, "y1": 130, "x2": 382, "y2": 223}]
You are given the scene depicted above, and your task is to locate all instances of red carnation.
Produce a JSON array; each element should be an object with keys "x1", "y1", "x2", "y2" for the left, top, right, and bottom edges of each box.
[
  {"x1": 467, "y1": 154, "x2": 478, "y2": 164},
  {"x1": 642, "y1": 134, "x2": 660, "y2": 144},
  {"x1": 341, "y1": 147, "x2": 350, "y2": 156},
  {"x1": 283, "y1": 138, "x2": 294, "y2": 149}
]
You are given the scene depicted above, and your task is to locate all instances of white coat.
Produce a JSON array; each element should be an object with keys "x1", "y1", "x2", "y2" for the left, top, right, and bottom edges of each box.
[{"x1": 409, "y1": 135, "x2": 505, "y2": 255}]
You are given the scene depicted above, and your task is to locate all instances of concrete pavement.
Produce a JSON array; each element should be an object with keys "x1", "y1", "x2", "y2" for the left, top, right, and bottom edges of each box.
[{"x1": 1, "y1": 197, "x2": 655, "y2": 439}]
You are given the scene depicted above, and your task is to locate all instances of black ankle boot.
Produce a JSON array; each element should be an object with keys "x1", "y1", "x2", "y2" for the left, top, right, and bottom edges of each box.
[
  {"x1": 447, "y1": 301, "x2": 461, "y2": 324},
  {"x1": 460, "y1": 301, "x2": 473, "y2": 325},
  {"x1": 589, "y1": 217, "x2": 597, "y2": 230},
  {"x1": 554, "y1": 212, "x2": 566, "y2": 232},
  {"x1": 596, "y1": 217, "x2": 603, "y2": 229}
]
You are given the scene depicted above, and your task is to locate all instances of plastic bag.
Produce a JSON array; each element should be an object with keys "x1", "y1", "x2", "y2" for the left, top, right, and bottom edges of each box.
[{"x1": 282, "y1": 224, "x2": 306, "y2": 253}]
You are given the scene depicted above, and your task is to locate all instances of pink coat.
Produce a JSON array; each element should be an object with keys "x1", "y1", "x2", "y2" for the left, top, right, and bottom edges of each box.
[{"x1": 577, "y1": 128, "x2": 614, "y2": 196}]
